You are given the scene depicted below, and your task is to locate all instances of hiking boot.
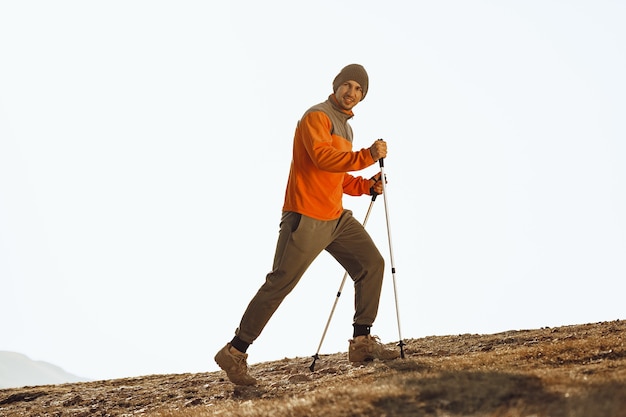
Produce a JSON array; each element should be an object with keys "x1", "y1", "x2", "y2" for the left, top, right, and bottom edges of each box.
[
  {"x1": 214, "y1": 343, "x2": 257, "y2": 386},
  {"x1": 348, "y1": 335, "x2": 401, "y2": 362}
]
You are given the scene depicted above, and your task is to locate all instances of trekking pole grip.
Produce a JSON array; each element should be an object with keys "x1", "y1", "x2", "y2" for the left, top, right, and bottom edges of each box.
[{"x1": 378, "y1": 138, "x2": 385, "y2": 168}]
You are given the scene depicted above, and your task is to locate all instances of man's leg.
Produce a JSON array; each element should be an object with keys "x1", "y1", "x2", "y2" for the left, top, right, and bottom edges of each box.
[
  {"x1": 325, "y1": 210, "x2": 400, "y2": 362},
  {"x1": 216, "y1": 212, "x2": 333, "y2": 385},
  {"x1": 325, "y1": 210, "x2": 385, "y2": 334},
  {"x1": 234, "y1": 212, "x2": 334, "y2": 347}
]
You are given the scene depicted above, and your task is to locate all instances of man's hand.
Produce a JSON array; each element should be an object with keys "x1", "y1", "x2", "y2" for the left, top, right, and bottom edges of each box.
[
  {"x1": 369, "y1": 172, "x2": 384, "y2": 196},
  {"x1": 369, "y1": 139, "x2": 387, "y2": 161}
]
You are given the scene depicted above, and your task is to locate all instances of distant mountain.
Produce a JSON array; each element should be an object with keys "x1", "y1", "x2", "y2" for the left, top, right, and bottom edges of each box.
[{"x1": 0, "y1": 351, "x2": 90, "y2": 389}]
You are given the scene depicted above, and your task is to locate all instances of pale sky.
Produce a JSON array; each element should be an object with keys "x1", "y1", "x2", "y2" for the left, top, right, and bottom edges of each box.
[{"x1": 1, "y1": 1, "x2": 624, "y2": 382}]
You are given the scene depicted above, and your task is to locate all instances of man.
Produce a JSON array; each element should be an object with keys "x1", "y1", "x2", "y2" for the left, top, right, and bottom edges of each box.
[{"x1": 215, "y1": 64, "x2": 399, "y2": 386}]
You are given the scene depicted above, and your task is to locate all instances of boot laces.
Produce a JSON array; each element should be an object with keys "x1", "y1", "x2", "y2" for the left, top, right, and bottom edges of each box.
[{"x1": 232, "y1": 353, "x2": 249, "y2": 371}]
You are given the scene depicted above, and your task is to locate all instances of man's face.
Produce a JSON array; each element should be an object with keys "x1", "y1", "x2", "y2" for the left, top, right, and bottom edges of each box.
[{"x1": 334, "y1": 80, "x2": 363, "y2": 111}]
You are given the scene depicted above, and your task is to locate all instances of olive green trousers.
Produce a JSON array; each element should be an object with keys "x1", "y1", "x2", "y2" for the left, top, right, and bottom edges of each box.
[{"x1": 235, "y1": 210, "x2": 385, "y2": 344}]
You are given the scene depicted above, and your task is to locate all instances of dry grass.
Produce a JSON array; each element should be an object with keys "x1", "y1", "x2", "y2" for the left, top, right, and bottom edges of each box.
[{"x1": 1, "y1": 320, "x2": 625, "y2": 416}]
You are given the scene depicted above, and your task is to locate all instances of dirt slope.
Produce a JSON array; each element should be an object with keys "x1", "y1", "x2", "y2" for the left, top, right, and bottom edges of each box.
[{"x1": 1, "y1": 320, "x2": 624, "y2": 417}]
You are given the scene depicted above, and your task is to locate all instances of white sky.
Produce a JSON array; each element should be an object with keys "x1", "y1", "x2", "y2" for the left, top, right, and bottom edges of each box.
[{"x1": 1, "y1": 1, "x2": 625, "y2": 382}]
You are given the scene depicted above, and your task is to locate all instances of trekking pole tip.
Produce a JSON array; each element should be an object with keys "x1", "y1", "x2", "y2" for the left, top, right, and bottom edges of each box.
[
  {"x1": 309, "y1": 354, "x2": 320, "y2": 372},
  {"x1": 398, "y1": 340, "x2": 406, "y2": 359}
]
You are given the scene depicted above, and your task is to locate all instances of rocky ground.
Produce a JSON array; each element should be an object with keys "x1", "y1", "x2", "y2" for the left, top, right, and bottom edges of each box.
[{"x1": 1, "y1": 320, "x2": 624, "y2": 416}]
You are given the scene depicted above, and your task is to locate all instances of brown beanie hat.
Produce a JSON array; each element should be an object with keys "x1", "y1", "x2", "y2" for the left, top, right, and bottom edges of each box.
[{"x1": 332, "y1": 64, "x2": 369, "y2": 101}]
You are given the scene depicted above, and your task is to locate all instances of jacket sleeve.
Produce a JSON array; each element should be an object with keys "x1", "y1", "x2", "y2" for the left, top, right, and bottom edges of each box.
[
  {"x1": 300, "y1": 112, "x2": 374, "y2": 173},
  {"x1": 342, "y1": 173, "x2": 372, "y2": 196}
]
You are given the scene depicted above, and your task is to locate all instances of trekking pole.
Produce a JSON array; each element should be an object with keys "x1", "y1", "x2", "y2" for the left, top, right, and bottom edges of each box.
[
  {"x1": 309, "y1": 193, "x2": 378, "y2": 372},
  {"x1": 378, "y1": 155, "x2": 406, "y2": 358}
]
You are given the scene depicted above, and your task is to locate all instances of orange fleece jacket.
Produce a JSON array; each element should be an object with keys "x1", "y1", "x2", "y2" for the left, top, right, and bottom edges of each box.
[{"x1": 282, "y1": 97, "x2": 376, "y2": 220}]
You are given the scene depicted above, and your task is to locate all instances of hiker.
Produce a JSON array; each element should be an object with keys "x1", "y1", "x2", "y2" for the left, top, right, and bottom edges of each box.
[{"x1": 215, "y1": 64, "x2": 399, "y2": 385}]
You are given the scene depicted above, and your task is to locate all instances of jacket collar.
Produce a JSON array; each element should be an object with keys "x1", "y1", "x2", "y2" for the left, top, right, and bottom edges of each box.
[{"x1": 328, "y1": 94, "x2": 354, "y2": 119}]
